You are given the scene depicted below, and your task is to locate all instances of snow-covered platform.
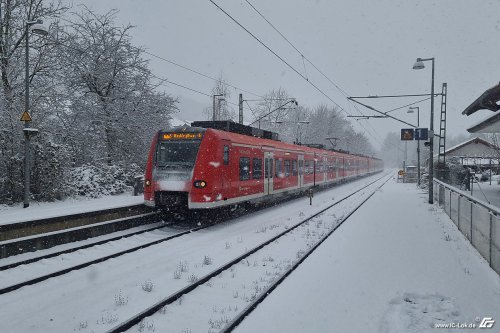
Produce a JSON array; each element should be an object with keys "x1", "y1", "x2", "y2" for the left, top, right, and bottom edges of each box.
[
  {"x1": 235, "y1": 176, "x2": 500, "y2": 333},
  {"x1": 0, "y1": 193, "x2": 144, "y2": 226}
]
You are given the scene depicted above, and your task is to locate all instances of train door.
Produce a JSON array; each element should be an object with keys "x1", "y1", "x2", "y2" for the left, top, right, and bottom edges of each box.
[
  {"x1": 335, "y1": 158, "x2": 339, "y2": 179},
  {"x1": 298, "y1": 155, "x2": 304, "y2": 188},
  {"x1": 264, "y1": 151, "x2": 274, "y2": 195},
  {"x1": 323, "y1": 156, "x2": 327, "y2": 182},
  {"x1": 221, "y1": 142, "x2": 231, "y2": 195}
]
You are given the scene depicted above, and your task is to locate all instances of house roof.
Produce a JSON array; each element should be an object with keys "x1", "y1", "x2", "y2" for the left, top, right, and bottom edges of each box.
[
  {"x1": 462, "y1": 82, "x2": 500, "y2": 116},
  {"x1": 445, "y1": 137, "x2": 498, "y2": 155},
  {"x1": 467, "y1": 112, "x2": 500, "y2": 133}
]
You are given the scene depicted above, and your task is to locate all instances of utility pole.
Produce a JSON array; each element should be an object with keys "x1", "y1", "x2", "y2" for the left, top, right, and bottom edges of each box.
[
  {"x1": 239, "y1": 93, "x2": 243, "y2": 124},
  {"x1": 212, "y1": 94, "x2": 223, "y2": 121}
]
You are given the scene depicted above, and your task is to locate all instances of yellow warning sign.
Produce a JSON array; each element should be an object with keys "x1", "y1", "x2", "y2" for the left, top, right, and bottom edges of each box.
[{"x1": 20, "y1": 111, "x2": 32, "y2": 122}]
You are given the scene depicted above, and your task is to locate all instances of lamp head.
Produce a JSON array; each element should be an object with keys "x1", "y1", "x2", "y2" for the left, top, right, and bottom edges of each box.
[
  {"x1": 30, "y1": 22, "x2": 49, "y2": 36},
  {"x1": 412, "y1": 58, "x2": 425, "y2": 70}
]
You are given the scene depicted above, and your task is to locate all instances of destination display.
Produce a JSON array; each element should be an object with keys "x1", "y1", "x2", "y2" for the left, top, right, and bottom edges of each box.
[{"x1": 161, "y1": 132, "x2": 203, "y2": 140}]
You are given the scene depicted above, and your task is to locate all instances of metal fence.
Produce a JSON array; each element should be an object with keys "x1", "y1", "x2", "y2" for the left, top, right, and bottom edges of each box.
[{"x1": 433, "y1": 179, "x2": 500, "y2": 276}]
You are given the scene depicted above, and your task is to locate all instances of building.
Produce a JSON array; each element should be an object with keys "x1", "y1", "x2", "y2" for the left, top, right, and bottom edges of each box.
[
  {"x1": 463, "y1": 82, "x2": 500, "y2": 133},
  {"x1": 438, "y1": 137, "x2": 500, "y2": 170}
]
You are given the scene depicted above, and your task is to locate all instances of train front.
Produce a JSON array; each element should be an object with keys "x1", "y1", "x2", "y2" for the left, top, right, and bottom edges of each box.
[{"x1": 144, "y1": 127, "x2": 206, "y2": 209}]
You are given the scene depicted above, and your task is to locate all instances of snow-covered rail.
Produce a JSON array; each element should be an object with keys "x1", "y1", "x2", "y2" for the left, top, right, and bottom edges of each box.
[
  {"x1": 0, "y1": 221, "x2": 206, "y2": 295},
  {"x1": 105, "y1": 174, "x2": 391, "y2": 333}
]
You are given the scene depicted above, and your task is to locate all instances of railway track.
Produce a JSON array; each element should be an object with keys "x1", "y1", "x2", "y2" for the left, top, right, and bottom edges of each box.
[
  {"x1": 104, "y1": 173, "x2": 391, "y2": 333},
  {"x1": 0, "y1": 221, "x2": 209, "y2": 295},
  {"x1": 0, "y1": 172, "x2": 389, "y2": 333},
  {"x1": 0, "y1": 202, "x2": 263, "y2": 294}
]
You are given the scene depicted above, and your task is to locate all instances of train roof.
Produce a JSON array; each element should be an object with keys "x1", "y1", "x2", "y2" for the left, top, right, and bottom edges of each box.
[
  {"x1": 161, "y1": 120, "x2": 381, "y2": 161},
  {"x1": 191, "y1": 120, "x2": 279, "y2": 141}
]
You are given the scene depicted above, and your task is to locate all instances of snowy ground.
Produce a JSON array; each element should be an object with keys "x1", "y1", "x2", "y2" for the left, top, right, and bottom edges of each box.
[
  {"x1": 1, "y1": 172, "x2": 499, "y2": 333},
  {"x1": 0, "y1": 192, "x2": 143, "y2": 225},
  {"x1": 469, "y1": 179, "x2": 500, "y2": 209},
  {"x1": 0, "y1": 173, "x2": 384, "y2": 333},
  {"x1": 235, "y1": 177, "x2": 500, "y2": 333}
]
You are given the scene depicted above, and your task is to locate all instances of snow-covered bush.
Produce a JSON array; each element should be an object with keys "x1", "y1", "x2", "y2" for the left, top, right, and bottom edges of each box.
[{"x1": 65, "y1": 163, "x2": 142, "y2": 198}]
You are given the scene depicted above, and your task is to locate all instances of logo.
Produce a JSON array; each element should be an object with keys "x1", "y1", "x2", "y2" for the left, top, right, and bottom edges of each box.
[{"x1": 479, "y1": 317, "x2": 495, "y2": 329}]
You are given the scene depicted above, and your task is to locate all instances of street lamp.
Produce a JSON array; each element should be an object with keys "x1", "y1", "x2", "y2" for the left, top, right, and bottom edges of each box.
[
  {"x1": 413, "y1": 57, "x2": 435, "y2": 204},
  {"x1": 408, "y1": 106, "x2": 421, "y2": 186},
  {"x1": 23, "y1": 19, "x2": 48, "y2": 208}
]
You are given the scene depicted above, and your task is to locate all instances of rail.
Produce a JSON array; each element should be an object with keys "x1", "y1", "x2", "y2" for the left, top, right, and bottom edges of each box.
[{"x1": 433, "y1": 178, "x2": 500, "y2": 276}]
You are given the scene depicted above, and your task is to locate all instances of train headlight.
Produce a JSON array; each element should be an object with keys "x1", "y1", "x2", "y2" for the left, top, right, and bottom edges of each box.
[
  {"x1": 145, "y1": 179, "x2": 152, "y2": 186},
  {"x1": 193, "y1": 180, "x2": 207, "y2": 188}
]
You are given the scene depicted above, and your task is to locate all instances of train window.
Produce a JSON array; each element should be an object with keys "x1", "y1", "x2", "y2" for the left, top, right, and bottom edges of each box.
[
  {"x1": 292, "y1": 160, "x2": 298, "y2": 176},
  {"x1": 298, "y1": 160, "x2": 303, "y2": 175},
  {"x1": 223, "y1": 145, "x2": 229, "y2": 165},
  {"x1": 284, "y1": 160, "x2": 290, "y2": 177},
  {"x1": 275, "y1": 159, "x2": 282, "y2": 178},
  {"x1": 252, "y1": 158, "x2": 262, "y2": 179},
  {"x1": 239, "y1": 157, "x2": 250, "y2": 180},
  {"x1": 304, "y1": 160, "x2": 310, "y2": 174},
  {"x1": 156, "y1": 140, "x2": 201, "y2": 168}
]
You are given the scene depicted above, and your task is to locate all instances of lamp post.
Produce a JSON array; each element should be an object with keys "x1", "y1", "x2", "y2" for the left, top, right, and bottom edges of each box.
[
  {"x1": 212, "y1": 94, "x2": 224, "y2": 121},
  {"x1": 23, "y1": 19, "x2": 48, "y2": 208},
  {"x1": 413, "y1": 57, "x2": 435, "y2": 204},
  {"x1": 408, "y1": 106, "x2": 421, "y2": 186}
]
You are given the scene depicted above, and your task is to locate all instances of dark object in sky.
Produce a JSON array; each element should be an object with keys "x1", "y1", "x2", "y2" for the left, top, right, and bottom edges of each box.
[{"x1": 462, "y1": 82, "x2": 500, "y2": 115}]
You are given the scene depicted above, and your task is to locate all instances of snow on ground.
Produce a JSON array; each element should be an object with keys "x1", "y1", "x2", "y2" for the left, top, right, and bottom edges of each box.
[
  {"x1": 1, "y1": 172, "x2": 499, "y2": 333},
  {"x1": 234, "y1": 177, "x2": 500, "y2": 333},
  {"x1": 0, "y1": 174, "x2": 383, "y2": 333},
  {"x1": 0, "y1": 192, "x2": 143, "y2": 225},
  {"x1": 469, "y1": 180, "x2": 500, "y2": 209}
]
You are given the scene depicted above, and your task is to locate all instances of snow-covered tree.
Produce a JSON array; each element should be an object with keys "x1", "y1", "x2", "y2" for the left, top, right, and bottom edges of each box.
[
  {"x1": 57, "y1": 8, "x2": 177, "y2": 166},
  {"x1": 0, "y1": 0, "x2": 68, "y2": 203}
]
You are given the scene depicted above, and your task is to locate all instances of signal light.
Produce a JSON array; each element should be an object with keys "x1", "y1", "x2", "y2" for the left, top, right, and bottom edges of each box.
[
  {"x1": 145, "y1": 179, "x2": 152, "y2": 186},
  {"x1": 193, "y1": 180, "x2": 207, "y2": 188}
]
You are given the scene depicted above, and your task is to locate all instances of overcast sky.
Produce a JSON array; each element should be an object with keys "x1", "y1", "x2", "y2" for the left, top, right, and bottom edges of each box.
[{"x1": 70, "y1": 0, "x2": 500, "y2": 148}]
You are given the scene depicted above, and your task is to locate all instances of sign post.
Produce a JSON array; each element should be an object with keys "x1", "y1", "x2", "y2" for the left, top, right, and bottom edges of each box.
[{"x1": 21, "y1": 111, "x2": 37, "y2": 208}]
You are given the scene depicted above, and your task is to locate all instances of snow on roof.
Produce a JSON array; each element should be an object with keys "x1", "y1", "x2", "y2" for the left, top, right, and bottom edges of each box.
[{"x1": 444, "y1": 137, "x2": 498, "y2": 155}]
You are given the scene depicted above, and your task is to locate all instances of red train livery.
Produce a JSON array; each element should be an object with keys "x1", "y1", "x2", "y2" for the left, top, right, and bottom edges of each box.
[{"x1": 144, "y1": 121, "x2": 383, "y2": 210}]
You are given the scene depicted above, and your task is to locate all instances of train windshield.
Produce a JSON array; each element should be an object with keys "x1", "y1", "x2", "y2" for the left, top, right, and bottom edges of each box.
[{"x1": 155, "y1": 140, "x2": 201, "y2": 168}]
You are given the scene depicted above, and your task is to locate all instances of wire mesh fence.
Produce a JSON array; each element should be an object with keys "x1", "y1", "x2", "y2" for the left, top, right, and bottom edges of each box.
[{"x1": 434, "y1": 179, "x2": 500, "y2": 276}]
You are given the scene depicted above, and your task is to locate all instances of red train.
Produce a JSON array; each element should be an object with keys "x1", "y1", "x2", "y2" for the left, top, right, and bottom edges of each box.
[{"x1": 144, "y1": 121, "x2": 383, "y2": 210}]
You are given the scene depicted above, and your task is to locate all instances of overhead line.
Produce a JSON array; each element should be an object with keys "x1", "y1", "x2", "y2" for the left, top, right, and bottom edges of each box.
[
  {"x1": 57, "y1": 15, "x2": 265, "y2": 100},
  {"x1": 348, "y1": 98, "x2": 417, "y2": 128},
  {"x1": 208, "y1": 0, "x2": 346, "y2": 113},
  {"x1": 383, "y1": 97, "x2": 432, "y2": 114},
  {"x1": 143, "y1": 50, "x2": 265, "y2": 99},
  {"x1": 350, "y1": 93, "x2": 440, "y2": 99},
  {"x1": 242, "y1": 0, "x2": 387, "y2": 147}
]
